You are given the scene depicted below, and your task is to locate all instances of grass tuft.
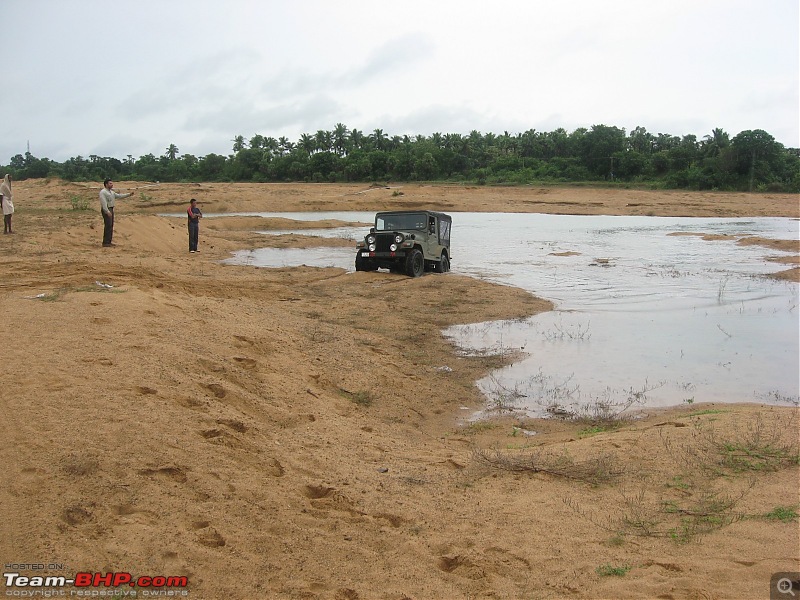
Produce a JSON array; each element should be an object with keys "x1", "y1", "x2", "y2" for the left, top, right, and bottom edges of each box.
[
  {"x1": 762, "y1": 505, "x2": 799, "y2": 523},
  {"x1": 596, "y1": 564, "x2": 631, "y2": 577},
  {"x1": 337, "y1": 388, "x2": 375, "y2": 407}
]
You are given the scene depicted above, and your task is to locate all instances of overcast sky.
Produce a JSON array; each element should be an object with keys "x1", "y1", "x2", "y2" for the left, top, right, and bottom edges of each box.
[{"x1": 2, "y1": 0, "x2": 798, "y2": 163}]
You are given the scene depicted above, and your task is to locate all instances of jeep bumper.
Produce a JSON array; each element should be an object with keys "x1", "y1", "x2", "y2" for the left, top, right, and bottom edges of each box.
[{"x1": 358, "y1": 250, "x2": 409, "y2": 259}]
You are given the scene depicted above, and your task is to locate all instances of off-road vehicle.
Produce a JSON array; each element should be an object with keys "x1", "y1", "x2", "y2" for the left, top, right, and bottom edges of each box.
[{"x1": 355, "y1": 210, "x2": 452, "y2": 277}]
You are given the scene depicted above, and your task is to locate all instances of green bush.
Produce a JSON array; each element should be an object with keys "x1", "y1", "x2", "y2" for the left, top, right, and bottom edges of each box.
[{"x1": 69, "y1": 194, "x2": 90, "y2": 210}]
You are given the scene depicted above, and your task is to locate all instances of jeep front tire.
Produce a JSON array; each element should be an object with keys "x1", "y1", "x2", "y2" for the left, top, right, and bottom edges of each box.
[
  {"x1": 355, "y1": 254, "x2": 377, "y2": 272},
  {"x1": 405, "y1": 249, "x2": 424, "y2": 277}
]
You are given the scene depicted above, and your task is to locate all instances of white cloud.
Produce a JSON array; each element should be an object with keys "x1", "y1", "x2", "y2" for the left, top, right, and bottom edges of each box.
[{"x1": 1, "y1": 0, "x2": 797, "y2": 163}]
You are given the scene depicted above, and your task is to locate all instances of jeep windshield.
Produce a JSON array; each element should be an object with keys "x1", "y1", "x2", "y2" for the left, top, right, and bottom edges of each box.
[{"x1": 375, "y1": 213, "x2": 427, "y2": 231}]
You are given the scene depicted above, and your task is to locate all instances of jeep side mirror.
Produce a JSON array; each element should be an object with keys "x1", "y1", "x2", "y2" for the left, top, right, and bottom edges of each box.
[{"x1": 369, "y1": 227, "x2": 375, "y2": 233}]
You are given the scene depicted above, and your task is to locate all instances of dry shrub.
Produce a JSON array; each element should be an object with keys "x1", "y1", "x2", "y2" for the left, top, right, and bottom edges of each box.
[
  {"x1": 663, "y1": 411, "x2": 800, "y2": 476},
  {"x1": 472, "y1": 445, "x2": 621, "y2": 485}
]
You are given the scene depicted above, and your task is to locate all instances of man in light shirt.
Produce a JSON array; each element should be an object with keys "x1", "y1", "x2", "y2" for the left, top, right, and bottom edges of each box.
[{"x1": 99, "y1": 179, "x2": 132, "y2": 247}]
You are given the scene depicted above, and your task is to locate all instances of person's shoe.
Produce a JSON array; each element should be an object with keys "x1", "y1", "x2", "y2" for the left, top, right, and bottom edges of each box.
[{"x1": 102, "y1": 243, "x2": 114, "y2": 247}]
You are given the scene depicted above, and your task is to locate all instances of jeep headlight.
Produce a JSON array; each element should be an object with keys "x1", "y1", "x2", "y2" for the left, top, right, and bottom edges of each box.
[
  {"x1": 368, "y1": 243, "x2": 376, "y2": 252},
  {"x1": 394, "y1": 234, "x2": 404, "y2": 244},
  {"x1": 390, "y1": 243, "x2": 398, "y2": 251},
  {"x1": 367, "y1": 235, "x2": 376, "y2": 244}
]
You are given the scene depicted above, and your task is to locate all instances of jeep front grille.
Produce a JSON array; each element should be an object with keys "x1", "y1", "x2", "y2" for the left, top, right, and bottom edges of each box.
[{"x1": 374, "y1": 233, "x2": 395, "y2": 252}]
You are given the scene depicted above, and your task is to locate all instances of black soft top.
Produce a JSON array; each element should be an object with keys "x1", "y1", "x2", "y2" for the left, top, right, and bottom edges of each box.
[{"x1": 375, "y1": 210, "x2": 451, "y2": 221}]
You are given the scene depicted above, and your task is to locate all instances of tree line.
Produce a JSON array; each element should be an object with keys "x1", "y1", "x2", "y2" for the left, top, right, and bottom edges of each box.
[{"x1": 3, "y1": 124, "x2": 798, "y2": 192}]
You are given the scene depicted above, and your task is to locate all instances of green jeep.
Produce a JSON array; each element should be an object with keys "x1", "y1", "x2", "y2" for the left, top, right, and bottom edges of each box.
[{"x1": 355, "y1": 210, "x2": 452, "y2": 277}]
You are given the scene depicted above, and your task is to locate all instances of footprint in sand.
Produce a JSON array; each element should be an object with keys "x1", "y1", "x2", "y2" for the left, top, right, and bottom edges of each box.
[
  {"x1": 216, "y1": 418, "x2": 248, "y2": 433},
  {"x1": 204, "y1": 383, "x2": 227, "y2": 398},
  {"x1": 302, "y1": 484, "x2": 335, "y2": 499},
  {"x1": 232, "y1": 356, "x2": 257, "y2": 369},
  {"x1": 196, "y1": 528, "x2": 226, "y2": 548},
  {"x1": 138, "y1": 466, "x2": 188, "y2": 484},
  {"x1": 111, "y1": 504, "x2": 158, "y2": 525},
  {"x1": 200, "y1": 428, "x2": 223, "y2": 439},
  {"x1": 61, "y1": 505, "x2": 94, "y2": 526},
  {"x1": 263, "y1": 457, "x2": 285, "y2": 477},
  {"x1": 232, "y1": 335, "x2": 255, "y2": 347}
]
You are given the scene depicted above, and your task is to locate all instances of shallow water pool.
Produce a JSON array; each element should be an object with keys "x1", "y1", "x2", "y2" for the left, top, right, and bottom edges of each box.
[{"x1": 221, "y1": 212, "x2": 799, "y2": 416}]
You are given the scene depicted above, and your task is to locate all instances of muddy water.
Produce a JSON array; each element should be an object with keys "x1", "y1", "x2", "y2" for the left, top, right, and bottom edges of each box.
[{"x1": 221, "y1": 212, "x2": 799, "y2": 416}]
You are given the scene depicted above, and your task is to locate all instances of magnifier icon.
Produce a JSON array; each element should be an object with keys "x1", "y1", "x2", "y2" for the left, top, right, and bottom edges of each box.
[{"x1": 778, "y1": 578, "x2": 796, "y2": 596}]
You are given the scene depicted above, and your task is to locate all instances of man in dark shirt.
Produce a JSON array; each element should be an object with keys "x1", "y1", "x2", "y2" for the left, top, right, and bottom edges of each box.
[{"x1": 187, "y1": 198, "x2": 202, "y2": 253}]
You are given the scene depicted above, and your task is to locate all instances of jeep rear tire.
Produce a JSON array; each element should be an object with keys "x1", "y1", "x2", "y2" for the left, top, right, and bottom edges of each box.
[
  {"x1": 405, "y1": 249, "x2": 424, "y2": 278},
  {"x1": 439, "y1": 253, "x2": 450, "y2": 273}
]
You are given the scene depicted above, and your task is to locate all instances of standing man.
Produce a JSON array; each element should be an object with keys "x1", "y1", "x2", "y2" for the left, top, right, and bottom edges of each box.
[
  {"x1": 187, "y1": 198, "x2": 202, "y2": 252},
  {"x1": 0, "y1": 174, "x2": 14, "y2": 234},
  {"x1": 99, "y1": 179, "x2": 132, "y2": 247}
]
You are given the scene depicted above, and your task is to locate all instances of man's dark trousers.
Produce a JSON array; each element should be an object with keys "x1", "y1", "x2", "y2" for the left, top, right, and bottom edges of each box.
[
  {"x1": 102, "y1": 207, "x2": 114, "y2": 245},
  {"x1": 189, "y1": 222, "x2": 199, "y2": 251}
]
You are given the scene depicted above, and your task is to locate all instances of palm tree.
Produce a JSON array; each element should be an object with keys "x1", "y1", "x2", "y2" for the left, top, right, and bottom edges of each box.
[
  {"x1": 459, "y1": 136, "x2": 472, "y2": 157},
  {"x1": 249, "y1": 134, "x2": 265, "y2": 150},
  {"x1": 442, "y1": 133, "x2": 460, "y2": 150},
  {"x1": 232, "y1": 135, "x2": 245, "y2": 153},
  {"x1": 701, "y1": 128, "x2": 730, "y2": 158},
  {"x1": 349, "y1": 128, "x2": 365, "y2": 150},
  {"x1": 498, "y1": 131, "x2": 513, "y2": 155},
  {"x1": 277, "y1": 136, "x2": 290, "y2": 156},
  {"x1": 370, "y1": 128, "x2": 387, "y2": 151},
  {"x1": 264, "y1": 137, "x2": 279, "y2": 156},
  {"x1": 333, "y1": 123, "x2": 349, "y2": 156},
  {"x1": 165, "y1": 144, "x2": 180, "y2": 160},
  {"x1": 281, "y1": 138, "x2": 296, "y2": 155},
  {"x1": 299, "y1": 133, "x2": 315, "y2": 155},
  {"x1": 314, "y1": 130, "x2": 330, "y2": 153}
]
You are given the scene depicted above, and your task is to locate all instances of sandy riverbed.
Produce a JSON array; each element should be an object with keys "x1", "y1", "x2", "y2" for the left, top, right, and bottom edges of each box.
[{"x1": 1, "y1": 181, "x2": 798, "y2": 599}]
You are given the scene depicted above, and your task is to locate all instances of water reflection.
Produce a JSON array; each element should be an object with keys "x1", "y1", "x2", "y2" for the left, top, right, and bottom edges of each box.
[{"x1": 221, "y1": 211, "x2": 799, "y2": 415}]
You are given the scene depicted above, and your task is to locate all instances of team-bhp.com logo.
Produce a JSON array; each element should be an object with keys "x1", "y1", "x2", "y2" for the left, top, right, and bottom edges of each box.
[{"x1": 4, "y1": 570, "x2": 189, "y2": 597}]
